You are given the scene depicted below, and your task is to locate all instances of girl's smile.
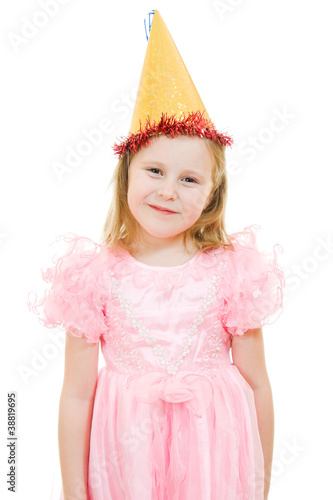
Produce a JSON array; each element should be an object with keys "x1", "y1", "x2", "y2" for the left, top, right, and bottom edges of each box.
[{"x1": 148, "y1": 204, "x2": 179, "y2": 215}]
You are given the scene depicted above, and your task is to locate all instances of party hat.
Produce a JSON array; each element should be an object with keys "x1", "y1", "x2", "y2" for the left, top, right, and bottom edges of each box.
[{"x1": 112, "y1": 10, "x2": 233, "y2": 158}]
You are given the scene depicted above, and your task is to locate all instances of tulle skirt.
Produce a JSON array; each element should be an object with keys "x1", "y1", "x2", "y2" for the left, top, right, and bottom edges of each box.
[{"x1": 60, "y1": 364, "x2": 264, "y2": 500}]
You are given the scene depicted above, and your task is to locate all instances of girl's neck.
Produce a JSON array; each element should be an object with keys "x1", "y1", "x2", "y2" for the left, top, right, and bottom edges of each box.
[{"x1": 128, "y1": 242, "x2": 199, "y2": 267}]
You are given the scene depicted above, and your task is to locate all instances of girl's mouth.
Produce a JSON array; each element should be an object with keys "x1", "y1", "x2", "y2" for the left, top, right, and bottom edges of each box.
[{"x1": 148, "y1": 205, "x2": 178, "y2": 215}]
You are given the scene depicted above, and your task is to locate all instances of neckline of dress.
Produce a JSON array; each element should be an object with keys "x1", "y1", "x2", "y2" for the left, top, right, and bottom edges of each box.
[{"x1": 120, "y1": 247, "x2": 202, "y2": 270}]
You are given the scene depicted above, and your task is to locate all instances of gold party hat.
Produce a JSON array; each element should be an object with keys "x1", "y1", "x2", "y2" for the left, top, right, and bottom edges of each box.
[{"x1": 113, "y1": 10, "x2": 233, "y2": 158}]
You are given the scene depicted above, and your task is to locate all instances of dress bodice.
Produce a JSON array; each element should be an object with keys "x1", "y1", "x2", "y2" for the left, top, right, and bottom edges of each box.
[
  {"x1": 100, "y1": 243, "x2": 232, "y2": 375},
  {"x1": 27, "y1": 224, "x2": 285, "y2": 377}
]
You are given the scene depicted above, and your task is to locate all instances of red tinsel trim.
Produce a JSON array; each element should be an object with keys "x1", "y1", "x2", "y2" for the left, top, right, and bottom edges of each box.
[{"x1": 112, "y1": 110, "x2": 233, "y2": 158}]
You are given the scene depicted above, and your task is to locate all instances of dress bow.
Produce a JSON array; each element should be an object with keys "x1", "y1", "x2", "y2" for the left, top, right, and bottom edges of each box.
[{"x1": 126, "y1": 371, "x2": 213, "y2": 418}]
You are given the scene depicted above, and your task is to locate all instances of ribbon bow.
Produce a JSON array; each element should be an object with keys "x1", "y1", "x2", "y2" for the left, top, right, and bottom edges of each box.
[{"x1": 126, "y1": 371, "x2": 213, "y2": 418}]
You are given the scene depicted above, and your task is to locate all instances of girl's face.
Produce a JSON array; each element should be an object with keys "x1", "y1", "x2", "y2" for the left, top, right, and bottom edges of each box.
[{"x1": 127, "y1": 134, "x2": 214, "y2": 249}]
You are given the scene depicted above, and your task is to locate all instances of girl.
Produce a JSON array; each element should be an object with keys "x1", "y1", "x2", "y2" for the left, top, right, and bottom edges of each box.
[{"x1": 27, "y1": 10, "x2": 285, "y2": 500}]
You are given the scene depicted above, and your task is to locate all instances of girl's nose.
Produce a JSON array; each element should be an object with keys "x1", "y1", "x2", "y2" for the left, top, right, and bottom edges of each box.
[{"x1": 157, "y1": 181, "x2": 177, "y2": 199}]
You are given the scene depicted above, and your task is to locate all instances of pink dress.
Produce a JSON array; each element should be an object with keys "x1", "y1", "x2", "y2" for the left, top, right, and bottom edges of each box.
[{"x1": 27, "y1": 224, "x2": 285, "y2": 500}]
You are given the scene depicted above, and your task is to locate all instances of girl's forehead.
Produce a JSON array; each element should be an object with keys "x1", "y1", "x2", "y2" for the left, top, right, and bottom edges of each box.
[{"x1": 134, "y1": 134, "x2": 210, "y2": 160}]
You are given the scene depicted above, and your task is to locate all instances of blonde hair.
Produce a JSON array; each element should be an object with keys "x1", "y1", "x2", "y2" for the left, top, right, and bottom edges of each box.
[{"x1": 100, "y1": 135, "x2": 235, "y2": 257}]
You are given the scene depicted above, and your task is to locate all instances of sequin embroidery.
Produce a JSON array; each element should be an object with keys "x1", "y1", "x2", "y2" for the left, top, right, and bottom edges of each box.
[{"x1": 110, "y1": 259, "x2": 227, "y2": 375}]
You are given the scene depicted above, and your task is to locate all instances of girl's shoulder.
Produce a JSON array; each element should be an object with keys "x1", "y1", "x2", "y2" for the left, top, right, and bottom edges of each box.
[
  {"x1": 216, "y1": 225, "x2": 286, "y2": 336},
  {"x1": 27, "y1": 233, "x2": 113, "y2": 343},
  {"x1": 206, "y1": 224, "x2": 284, "y2": 266}
]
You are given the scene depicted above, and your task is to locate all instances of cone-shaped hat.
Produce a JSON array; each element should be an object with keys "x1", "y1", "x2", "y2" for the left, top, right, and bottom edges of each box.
[{"x1": 112, "y1": 10, "x2": 233, "y2": 158}]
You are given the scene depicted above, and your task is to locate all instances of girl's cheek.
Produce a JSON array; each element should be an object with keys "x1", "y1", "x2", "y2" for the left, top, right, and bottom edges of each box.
[
  {"x1": 184, "y1": 190, "x2": 208, "y2": 212},
  {"x1": 140, "y1": 177, "x2": 155, "y2": 189}
]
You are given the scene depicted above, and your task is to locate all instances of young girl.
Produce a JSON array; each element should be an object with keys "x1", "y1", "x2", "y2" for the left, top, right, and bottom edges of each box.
[{"x1": 27, "y1": 10, "x2": 285, "y2": 500}]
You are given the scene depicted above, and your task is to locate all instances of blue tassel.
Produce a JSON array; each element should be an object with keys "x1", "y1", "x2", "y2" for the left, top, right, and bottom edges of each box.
[{"x1": 144, "y1": 10, "x2": 155, "y2": 41}]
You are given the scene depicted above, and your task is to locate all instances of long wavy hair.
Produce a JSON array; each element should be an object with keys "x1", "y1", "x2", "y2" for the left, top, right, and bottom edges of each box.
[{"x1": 100, "y1": 135, "x2": 235, "y2": 257}]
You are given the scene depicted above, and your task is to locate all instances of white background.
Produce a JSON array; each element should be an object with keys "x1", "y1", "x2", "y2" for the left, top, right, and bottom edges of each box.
[{"x1": 1, "y1": 0, "x2": 332, "y2": 498}]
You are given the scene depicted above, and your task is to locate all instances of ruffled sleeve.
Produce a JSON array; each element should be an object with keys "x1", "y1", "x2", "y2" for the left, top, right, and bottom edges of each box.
[
  {"x1": 219, "y1": 225, "x2": 285, "y2": 336},
  {"x1": 27, "y1": 233, "x2": 112, "y2": 343}
]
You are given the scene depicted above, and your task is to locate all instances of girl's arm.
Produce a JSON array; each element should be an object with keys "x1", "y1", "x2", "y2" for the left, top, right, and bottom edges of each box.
[
  {"x1": 231, "y1": 327, "x2": 274, "y2": 500},
  {"x1": 59, "y1": 332, "x2": 99, "y2": 500}
]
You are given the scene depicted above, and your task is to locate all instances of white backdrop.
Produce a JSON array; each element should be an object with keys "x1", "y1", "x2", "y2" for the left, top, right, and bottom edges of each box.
[{"x1": 1, "y1": 0, "x2": 332, "y2": 498}]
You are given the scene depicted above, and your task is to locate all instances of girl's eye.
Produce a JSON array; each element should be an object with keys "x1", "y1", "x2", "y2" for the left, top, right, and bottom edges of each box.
[{"x1": 147, "y1": 168, "x2": 198, "y2": 184}]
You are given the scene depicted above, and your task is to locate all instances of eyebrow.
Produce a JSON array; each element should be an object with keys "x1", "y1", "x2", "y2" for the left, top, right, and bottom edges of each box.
[{"x1": 140, "y1": 160, "x2": 206, "y2": 181}]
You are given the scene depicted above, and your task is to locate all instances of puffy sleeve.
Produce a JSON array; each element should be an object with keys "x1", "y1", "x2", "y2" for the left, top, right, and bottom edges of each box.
[
  {"x1": 27, "y1": 233, "x2": 112, "y2": 343},
  {"x1": 219, "y1": 225, "x2": 286, "y2": 336}
]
